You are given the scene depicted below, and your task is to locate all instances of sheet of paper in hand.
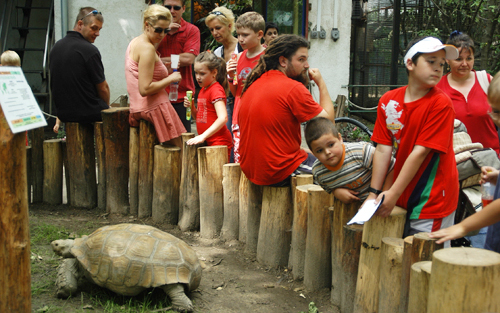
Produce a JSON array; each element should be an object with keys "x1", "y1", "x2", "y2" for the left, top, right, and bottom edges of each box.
[{"x1": 347, "y1": 195, "x2": 385, "y2": 225}]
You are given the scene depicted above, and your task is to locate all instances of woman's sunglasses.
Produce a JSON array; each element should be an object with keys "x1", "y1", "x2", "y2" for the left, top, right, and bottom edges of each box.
[
  {"x1": 165, "y1": 5, "x2": 182, "y2": 11},
  {"x1": 148, "y1": 23, "x2": 170, "y2": 34}
]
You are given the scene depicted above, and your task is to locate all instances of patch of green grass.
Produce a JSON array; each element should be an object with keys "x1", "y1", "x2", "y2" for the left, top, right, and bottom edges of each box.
[{"x1": 31, "y1": 222, "x2": 70, "y2": 245}]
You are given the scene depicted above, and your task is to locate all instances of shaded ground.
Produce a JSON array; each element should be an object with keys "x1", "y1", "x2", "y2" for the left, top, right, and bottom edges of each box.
[{"x1": 29, "y1": 203, "x2": 337, "y2": 313}]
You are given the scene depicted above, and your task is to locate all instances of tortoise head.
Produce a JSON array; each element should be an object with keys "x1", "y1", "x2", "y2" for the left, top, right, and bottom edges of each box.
[{"x1": 51, "y1": 239, "x2": 75, "y2": 258}]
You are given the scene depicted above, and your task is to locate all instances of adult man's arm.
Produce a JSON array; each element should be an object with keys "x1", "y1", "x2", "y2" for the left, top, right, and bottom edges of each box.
[
  {"x1": 96, "y1": 80, "x2": 110, "y2": 105},
  {"x1": 308, "y1": 68, "x2": 335, "y2": 122}
]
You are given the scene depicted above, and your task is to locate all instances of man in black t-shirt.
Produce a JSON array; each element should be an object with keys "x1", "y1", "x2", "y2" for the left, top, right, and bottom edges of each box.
[{"x1": 50, "y1": 7, "x2": 110, "y2": 123}]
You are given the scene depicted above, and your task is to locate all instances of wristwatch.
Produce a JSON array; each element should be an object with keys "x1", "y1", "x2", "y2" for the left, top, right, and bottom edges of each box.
[{"x1": 368, "y1": 187, "x2": 382, "y2": 195}]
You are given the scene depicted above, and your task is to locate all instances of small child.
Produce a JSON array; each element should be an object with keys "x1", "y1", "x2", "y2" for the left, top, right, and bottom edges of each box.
[
  {"x1": 368, "y1": 36, "x2": 459, "y2": 239},
  {"x1": 0, "y1": 50, "x2": 21, "y2": 66},
  {"x1": 262, "y1": 22, "x2": 279, "y2": 47},
  {"x1": 184, "y1": 52, "x2": 233, "y2": 159},
  {"x1": 430, "y1": 72, "x2": 500, "y2": 252},
  {"x1": 305, "y1": 117, "x2": 394, "y2": 203},
  {"x1": 226, "y1": 11, "x2": 266, "y2": 163}
]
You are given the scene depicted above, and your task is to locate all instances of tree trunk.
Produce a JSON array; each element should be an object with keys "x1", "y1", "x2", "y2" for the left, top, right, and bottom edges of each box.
[
  {"x1": 102, "y1": 108, "x2": 130, "y2": 215},
  {"x1": 245, "y1": 181, "x2": 263, "y2": 253},
  {"x1": 341, "y1": 224, "x2": 363, "y2": 313},
  {"x1": 221, "y1": 163, "x2": 241, "y2": 241},
  {"x1": 304, "y1": 185, "x2": 332, "y2": 291},
  {"x1": 94, "y1": 122, "x2": 106, "y2": 210},
  {"x1": 378, "y1": 237, "x2": 404, "y2": 313},
  {"x1": 353, "y1": 207, "x2": 406, "y2": 313},
  {"x1": 129, "y1": 126, "x2": 139, "y2": 215},
  {"x1": 138, "y1": 120, "x2": 158, "y2": 218},
  {"x1": 407, "y1": 261, "x2": 432, "y2": 313},
  {"x1": 26, "y1": 146, "x2": 32, "y2": 204},
  {"x1": 198, "y1": 146, "x2": 227, "y2": 238},
  {"x1": 238, "y1": 173, "x2": 250, "y2": 242},
  {"x1": 0, "y1": 108, "x2": 31, "y2": 312},
  {"x1": 427, "y1": 247, "x2": 500, "y2": 312},
  {"x1": 65, "y1": 122, "x2": 97, "y2": 208},
  {"x1": 152, "y1": 145, "x2": 181, "y2": 224},
  {"x1": 399, "y1": 235, "x2": 414, "y2": 313},
  {"x1": 43, "y1": 139, "x2": 63, "y2": 204},
  {"x1": 61, "y1": 140, "x2": 70, "y2": 204},
  {"x1": 178, "y1": 133, "x2": 200, "y2": 231},
  {"x1": 257, "y1": 186, "x2": 293, "y2": 267}
]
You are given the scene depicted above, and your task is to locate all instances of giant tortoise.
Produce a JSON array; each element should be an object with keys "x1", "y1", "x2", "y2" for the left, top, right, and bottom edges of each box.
[{"x1": 51, "y1": 223, "x2": 202, "y2": 312}]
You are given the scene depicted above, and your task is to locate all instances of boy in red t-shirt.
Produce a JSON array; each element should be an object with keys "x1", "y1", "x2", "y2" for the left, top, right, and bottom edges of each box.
[
  {"x1": 226, "y1": 11, "x2": 265, "y2": 163},
  {"x1": 368, "y1": 37, "x2": 459, "y2": 240}
]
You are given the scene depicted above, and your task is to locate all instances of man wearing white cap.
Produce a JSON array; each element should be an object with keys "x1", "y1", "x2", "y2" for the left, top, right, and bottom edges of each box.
[{"x1": 365, "y1": 36, "x2": 459, "y2": 243}]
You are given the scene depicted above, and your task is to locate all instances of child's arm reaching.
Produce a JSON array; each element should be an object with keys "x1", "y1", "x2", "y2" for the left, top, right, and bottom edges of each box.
[
  {"x1": 430, "y1": 198, "x2": 500, "y2": 244},
  {"x1": 53, "y1": 117, "x2": 61, "y2": 133},
  {"x1": 187, "y1": 100, "x2": 227, "y2": 145}
]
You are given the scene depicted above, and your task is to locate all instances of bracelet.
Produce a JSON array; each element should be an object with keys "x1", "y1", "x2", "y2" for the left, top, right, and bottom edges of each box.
[
  {"x1": 368, "y1": 187, "x2": 382, "y2": 195},
  {"x1": 228, "y1": 79, "x2": 234, "y2": 83}
]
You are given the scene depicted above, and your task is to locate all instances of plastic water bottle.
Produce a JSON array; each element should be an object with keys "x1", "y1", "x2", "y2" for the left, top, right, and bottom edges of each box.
[
  {"x1": 482, "y1": 182, "x2": 495, "y2": 207},
  {"x1": 169, "y1": 69, "x2": 178, "y2": 101},
  {"x1": 186, "y1": 90, "x2": 193, "y2": 120}
]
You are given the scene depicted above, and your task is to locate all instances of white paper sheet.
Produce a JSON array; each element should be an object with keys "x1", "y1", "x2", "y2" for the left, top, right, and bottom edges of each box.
[{"x1": 347, "y1": 196, "x2": 384, "y2": 225}]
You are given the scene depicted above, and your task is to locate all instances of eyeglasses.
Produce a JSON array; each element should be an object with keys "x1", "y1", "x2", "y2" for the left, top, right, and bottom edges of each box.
[
  {"x1": 148, "y1": 23, "x2": 170, "y2": 34},
  {"x1": 80, "y1": 10, "x2": 102, "y2": 21},
  {"x1": 209, "y1": 11, "x2": 226, "y2": 18},
  {"x1": 165, "y1": 5, "x2": 182, "y2": 11}
]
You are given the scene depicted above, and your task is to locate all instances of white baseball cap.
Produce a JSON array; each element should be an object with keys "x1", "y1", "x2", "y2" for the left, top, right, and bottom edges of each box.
[{"x1": 403, "y1": 37, "x2": 459, "y2": 66}]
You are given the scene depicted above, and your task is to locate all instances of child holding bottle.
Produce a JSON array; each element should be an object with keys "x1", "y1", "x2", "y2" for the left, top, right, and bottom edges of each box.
[{"x1": 184, "y1": 52, "x2": 233, "y2": 159}]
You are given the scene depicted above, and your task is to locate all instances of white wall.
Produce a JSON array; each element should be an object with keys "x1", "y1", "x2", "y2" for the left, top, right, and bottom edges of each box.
[
  {"x1": 307, "y1": 0, "x2": 351, "y2": 102},
  {"x1": 53, "y1": 0, "x2": 148, "y2": 103}
]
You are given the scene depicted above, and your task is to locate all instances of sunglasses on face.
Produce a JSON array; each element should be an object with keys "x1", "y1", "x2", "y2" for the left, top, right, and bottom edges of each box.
[
  {"x1": 165, "y1": 5, "x2": 182, "y2": 11},
  {"x1": 149, "y1": 23, "x2": 170, "y2": 34},
  {"x1": 80, "y1": 10, "x2": 102, "y2": 21}
]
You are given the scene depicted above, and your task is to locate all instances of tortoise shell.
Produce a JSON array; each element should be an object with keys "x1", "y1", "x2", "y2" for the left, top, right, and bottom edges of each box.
[{"x1": 71, "y1": 224, "x2": 202, "y2": 296}]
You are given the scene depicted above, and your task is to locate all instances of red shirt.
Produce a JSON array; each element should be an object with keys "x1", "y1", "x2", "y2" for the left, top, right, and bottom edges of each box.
[
  {"x1": 436, "y1": 70, "x2": 499, "y2": 155},
  {"x1": 239, "y1": 70, "x2": 323, "y2": 185},
  {"x1": 196, "y1": 82, "x2": 233, "y2": 152},
  {"x1": 371, "y1": 86, "x2": 459, "y2": 219},
  {"x1": 157, "y1": 19, "x2": 200, "y2": 102}
]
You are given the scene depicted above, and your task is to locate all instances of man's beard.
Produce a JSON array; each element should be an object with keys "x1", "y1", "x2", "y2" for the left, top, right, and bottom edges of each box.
[{"x1": 285, "y1": 65, "x2": 310, "y2": 87}]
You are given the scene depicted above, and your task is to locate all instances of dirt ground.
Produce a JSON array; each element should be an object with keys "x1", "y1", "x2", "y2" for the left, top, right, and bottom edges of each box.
[{"x1": 29, "y1": 203, "x2": 337, "y2": 313}]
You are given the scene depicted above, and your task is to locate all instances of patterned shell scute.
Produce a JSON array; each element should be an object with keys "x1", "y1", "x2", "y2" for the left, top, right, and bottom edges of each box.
[{"x1": 71, "y1": 224, "x2": 202, "y2": 295}]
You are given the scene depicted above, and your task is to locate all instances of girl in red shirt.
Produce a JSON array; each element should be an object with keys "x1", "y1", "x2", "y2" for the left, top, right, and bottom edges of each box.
[{"x1": 184, "y1": 52, "x2": 233, "y2": 159}]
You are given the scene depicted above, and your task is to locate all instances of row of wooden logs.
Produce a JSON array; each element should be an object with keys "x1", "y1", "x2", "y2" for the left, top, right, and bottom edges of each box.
[{"x1": 26, "y1": 107, "x2": 500, "y2": 313}]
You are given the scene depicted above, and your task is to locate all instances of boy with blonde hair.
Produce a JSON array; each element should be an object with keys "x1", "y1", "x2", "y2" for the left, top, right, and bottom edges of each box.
[
  {"x1": 226, "y1": 11, "x2": 265, "y2": 163},
  {"x1": 431, "y1": 72, "x2": 500, "y2": 252},
  {"x1": 368, "y1": 36, "x2": 459, "y2": 239},
  {"x1": 0, "y1": 50, "x2": 21, "y2": 66}
]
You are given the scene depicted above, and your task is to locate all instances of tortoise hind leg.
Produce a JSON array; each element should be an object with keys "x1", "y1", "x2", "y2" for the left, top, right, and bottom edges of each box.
[
  {"x1": 55, "y1": 258, "x2": 81, "y2": 298},
  {"x1": 161, "y1": 284, "x2": 194, "y2": 312}
]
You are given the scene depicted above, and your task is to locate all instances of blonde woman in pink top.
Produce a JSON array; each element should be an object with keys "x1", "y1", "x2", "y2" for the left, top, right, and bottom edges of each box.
[{"x1": 125, "y1": 4, "x2": 185, "y2": 147}]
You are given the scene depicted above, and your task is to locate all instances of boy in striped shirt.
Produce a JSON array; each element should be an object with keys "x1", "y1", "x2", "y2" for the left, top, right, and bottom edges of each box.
[{"x1": 305, "y1": 117, "x2": 394, "y2": 204}]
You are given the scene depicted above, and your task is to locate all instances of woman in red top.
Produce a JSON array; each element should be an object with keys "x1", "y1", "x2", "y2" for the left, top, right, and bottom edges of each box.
[
  {"x1": 183, "y1": 52, "x2": 233, "y2": 159},
  {"x1": 436, "y1": 31, "x2": 498, "y2": 155}
]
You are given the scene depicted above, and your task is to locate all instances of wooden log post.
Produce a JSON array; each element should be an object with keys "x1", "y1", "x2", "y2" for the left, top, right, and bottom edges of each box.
[
  {"x1": 341, "y1": 224, "x2": 364, "y2": 313},
  {"x1": 378, "y1": 237, "x2": 404, "y2": 313},
  {"x1": 138, "y1": 120, "x2": 158, "y2": 218},
  {"x1": 399, "y1": 235, "x2": 414, "y2": 313},
  {"x1": 407, "y1": 261, "x2": 432, "y2": 313},
  {"x1": 129, "y1": 126, "x2": 139, "y2": 215},
  {"x1": 353, "y1": 207, "x2": 406, "y2": 313},
  {"x1": 65, "y1": 122, "x2": 97, "y2": 208},
  {"x1": 245, "y1": 181, "x2": 263, "y2": 253},
  {"x1": 43, "y1": 139, "x2": 63, "y2": 204},
  {"x1": 26, "y1": 146, "x2": 32, "y2": 203},
  {"x1": 198, "y1": 146, "x2": 227, "y2": 238},
  {"x1": 102, "y1": 108, "x2": 130, "y2": 215},
  {"x1": 61, "y1": 140, "x2": 70, "y2": 204},
  {"x1": 0, "y1": 109, "x2": 31, "y2": 312},
  {"x1": 238, "y1": 173, "x2": 250, "y2": 242},
  {"x1": 291, "y1": 184, "x2": 316, "y2": 280},
  {"x1": 94, "y1": 122, "x2": 106, "y2": 210},
  {"x1": 304, "y1": 185, "x2": 332, "y2": 290},
  {"x1": 427, "y1": 248, "x2": 500, "y2": 312},
  {"x1": 331, "y1": 199, "x2": 359, "y2": 306},
  {"x1": 256, "y1": 186, "x2": 292, "y2": 267},
  {"x1": 178, "y1": 133, "x2": 200, "y2": 231},
  {"x1": 221, "y1": 163, "x2": 241, "y2": 241},
  {"x1": 152, "y1": 145, "x2": 181, "y2": 224},
  {"x1": 29, "y1": 126, "x2": 44, "y2": 203}
]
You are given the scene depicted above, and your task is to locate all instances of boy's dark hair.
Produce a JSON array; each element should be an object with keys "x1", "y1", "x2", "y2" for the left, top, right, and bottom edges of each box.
[
  {"x1": 264, "y1": 22, "x2": 279, "y2": 35},
  {"x1": 195, "y1": 51, "x2": 229, "y2": 97},
  {"x1": 305, "y1": 117, "x2": 339, "y2": 150},
  {"x1": 404, "y1": 36, "x2": 427, "y2": 75},
  {"x1": 242, "y1": 34, "x2": 309, "y2": 96},
  {"x1": 446, "y1": 31, "x2": 475, "y2": 54}
]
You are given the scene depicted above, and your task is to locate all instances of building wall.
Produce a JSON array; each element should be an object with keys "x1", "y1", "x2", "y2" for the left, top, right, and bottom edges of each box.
[
  {"x1": 307, "y1": 0, "x2": 352, "y2": 102},
  {"x1": 54, "y1": 0, "x2": 148, "y2": 103}
]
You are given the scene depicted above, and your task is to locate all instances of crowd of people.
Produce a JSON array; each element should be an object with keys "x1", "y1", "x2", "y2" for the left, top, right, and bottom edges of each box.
[{"x1": 43, "y1": 3, "x2": 500, "y2": 256}]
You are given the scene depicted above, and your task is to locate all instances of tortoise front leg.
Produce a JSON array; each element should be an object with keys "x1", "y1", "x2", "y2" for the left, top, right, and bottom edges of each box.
[
  {"x1": 55, "y1": 258, "x2": 81, "y2": 298},
  {"x1": 161, "y1": 284, "x2": 194, "y2": 312}
]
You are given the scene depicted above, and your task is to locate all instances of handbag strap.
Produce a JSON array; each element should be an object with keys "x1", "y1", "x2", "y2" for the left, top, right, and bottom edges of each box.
[{"x1": 476, "y1": 70, "x2": 490, "y2": 95}]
